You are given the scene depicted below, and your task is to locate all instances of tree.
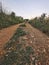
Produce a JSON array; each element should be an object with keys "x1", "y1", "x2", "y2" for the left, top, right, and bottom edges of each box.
[
  {"x1": 41, "y1": 13, "x2": 46, "y2": 19},
  {"x1": 11, "y1": 12, "x2": 15, "y2": 17},
  {"x1": 0, "y1": 2, "x2": 2, "y2": 13},
  {"x1": 39, "y1": 13, "x2": 46, "y2": 23}
]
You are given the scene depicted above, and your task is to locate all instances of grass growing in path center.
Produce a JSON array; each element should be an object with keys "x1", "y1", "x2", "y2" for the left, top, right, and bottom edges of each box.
[{"x1": 1, "y1": 26, "x2": 36, "y2": 65}]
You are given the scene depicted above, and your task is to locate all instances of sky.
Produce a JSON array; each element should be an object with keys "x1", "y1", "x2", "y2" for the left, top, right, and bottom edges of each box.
[{"x1": 0, "y1": 0, "x2": 49, "y2": 19}]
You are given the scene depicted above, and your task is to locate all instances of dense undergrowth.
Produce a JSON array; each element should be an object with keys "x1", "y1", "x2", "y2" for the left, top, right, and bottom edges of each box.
[
  {"x1": 0, "y1": 12, "x2": 24, "y2": 30},
  {"x1": 29, "y1": 13, "x2": 49, "y2": 36}
]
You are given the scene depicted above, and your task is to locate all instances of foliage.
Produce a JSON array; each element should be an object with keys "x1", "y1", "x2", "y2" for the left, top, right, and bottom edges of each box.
[
  {"x1": 4, "y1": 27, "x2": 26, "y2": 49},
  {"x1": 1, "y1": 45, "x2": 35, "y2": 65},
  {"x1": 29, "y1": 13, "x2": 49, "y2": 36},
  {"x1": 0, "y1": 11, "x2": 24, "y2": 29}
]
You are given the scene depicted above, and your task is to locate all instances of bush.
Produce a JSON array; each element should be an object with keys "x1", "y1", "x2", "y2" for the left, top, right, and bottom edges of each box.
[
  {"x1": 29, "y1": 14, "x2": 49, "y2": 36},
  {"x1": 0, "y1": 12, "x2": 24, "y2": 29}
]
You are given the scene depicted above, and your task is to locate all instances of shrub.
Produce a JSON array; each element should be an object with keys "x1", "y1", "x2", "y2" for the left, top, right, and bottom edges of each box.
[{"x1": 29, "y1": 14, "x2": 49, "y2": 36}]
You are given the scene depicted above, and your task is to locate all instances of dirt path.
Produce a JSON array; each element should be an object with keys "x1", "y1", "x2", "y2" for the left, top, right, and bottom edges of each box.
[{"x1": 0, "y1": 24, "x2": 20, "y2": 51}]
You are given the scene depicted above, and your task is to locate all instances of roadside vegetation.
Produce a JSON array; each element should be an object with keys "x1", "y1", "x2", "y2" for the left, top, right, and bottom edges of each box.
[
  {"x1": 0, "y1": 10, "x2": 24, "y2": 29},
  {"x1": 29, "y1": 13, "x2": 49, "y2": 36}
]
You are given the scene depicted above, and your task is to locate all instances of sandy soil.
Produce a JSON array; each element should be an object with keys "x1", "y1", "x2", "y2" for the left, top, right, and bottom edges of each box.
[{"x1": 0, "y1": 24, "x2": 20, "y2": 51}]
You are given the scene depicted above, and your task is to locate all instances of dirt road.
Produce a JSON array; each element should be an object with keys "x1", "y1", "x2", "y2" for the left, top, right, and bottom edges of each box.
[
  {"x1": 0, "y1": 23, "x2": 49, "y2": 64},
  {"x1": 0, "y1": 23, "x2": 49, "y2": 51}
]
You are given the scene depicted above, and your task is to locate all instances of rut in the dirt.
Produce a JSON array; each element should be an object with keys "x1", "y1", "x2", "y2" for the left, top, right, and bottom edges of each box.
[{"x1": 0, "y1": 24, "x2": 20, "y2": 51}]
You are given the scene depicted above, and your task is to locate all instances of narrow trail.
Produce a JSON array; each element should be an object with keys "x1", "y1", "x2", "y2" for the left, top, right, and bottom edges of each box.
[{"x1": 0, "y1": 24, "x2": 20, "y2": 51}]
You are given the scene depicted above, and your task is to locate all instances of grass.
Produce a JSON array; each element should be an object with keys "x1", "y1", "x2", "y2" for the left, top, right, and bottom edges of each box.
[{"x1": 4, "y1": 27, "x2": 26, "y2": 49}]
